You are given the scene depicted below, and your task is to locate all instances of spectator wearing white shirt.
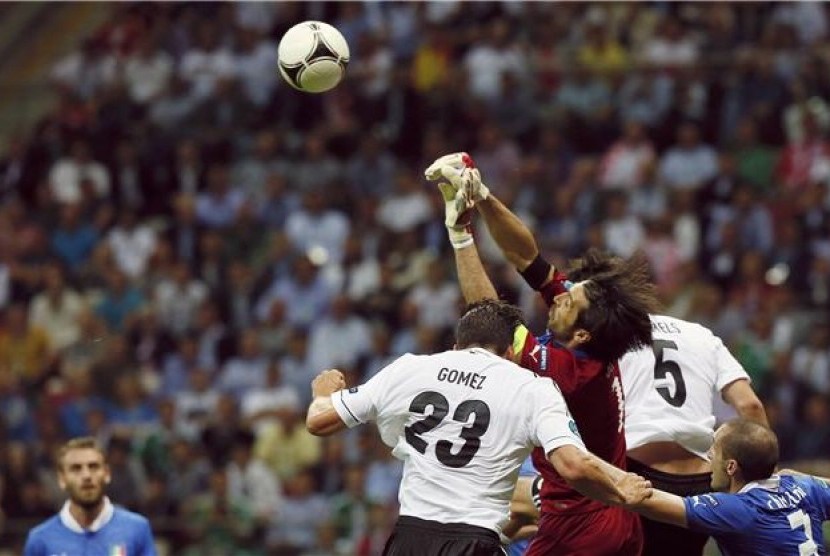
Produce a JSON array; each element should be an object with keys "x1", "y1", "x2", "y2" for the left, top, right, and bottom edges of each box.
[
  {"x1": 196, "y1": 163, "x2": 247, "y2": 229},
  {"x1": 124, "y1": 34, "x2": 173, "y2": 105},
  {"x1": 602, "y1": 190, "x2": 646, "y2": 258},
  {"x1": 27, "y1": 263, "x2": 86, "y2": 351},
  {"x1": 153, "y1": 260, "x2": 208, "y2": 335},
  {"x1": 285, "y1": 187, "x2": 350, "y2": 265},
  {"x1": 658, "y1": 121, "x2": 718, "y2": 191},
  {"x1": 640, "y1": 15, "x2": 699, "y2": 69},
  {"x1": 463, "y1": 20, "x2": 526, "y2": 101},
  {"x1": 232, "y1": 27, "x2": 279, "y2": 107},
  {"x1": 599, "y1": 120, "x2": 656, "y2": 190},
  {"x1": 174, "y1": 368, "x2": 220, "y2": 440},
  {"x1": 49, "y1": 141, "x2": 111, "y2": 205},
  {"x1": 178, "y1": 20, "x2": 235, "y2": 100},
  {"x1": 107, "y1": 208, "x2": 157, "y2": 280},
  {"x1": 306, "y1": 295, "x2": 372, "y2": 375},
  {"x1": 403, "y1": 258, "x2": 460, "y2": 331},
  {"x1": 375, "y1": 171, "x2": 433, "y2": 233},
  {"x1": 226, "y1": 429, "x2": 283, "y2": 529},
  {"x1": 241, "y1": 363, "x2": 301, "y2": 433},
  {"x1": 219, "y1": 329, "x2": 270, "y2": 398}
]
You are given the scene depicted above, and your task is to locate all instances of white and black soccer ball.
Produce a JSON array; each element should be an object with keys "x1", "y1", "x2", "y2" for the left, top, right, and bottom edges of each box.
[{"x1": 278, "y1": 21, "x2": 350, "y2": 93}]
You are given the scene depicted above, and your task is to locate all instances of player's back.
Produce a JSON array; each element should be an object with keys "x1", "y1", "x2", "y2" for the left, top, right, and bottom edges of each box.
[
  {"x1": 368, "y1": 347, "x2": 574, "y2": 532},
  {"x1": 621, "y1": 314, "x2": 749, "y2": 458},
  {"x1": 685, "y1": 475, "x2": 830, "y2": 555},
  {"x1": 514, "y1": 329, "x2": 627, "y2": 514}
]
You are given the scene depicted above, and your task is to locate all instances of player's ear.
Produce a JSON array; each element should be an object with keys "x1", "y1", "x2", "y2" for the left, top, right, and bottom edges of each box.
[
  {"x1": 725, "y1": 459, "x2": 739, "y2": 478},
  {"x1": 573, "y1": 328, "x2": 591, "y2": 345}
]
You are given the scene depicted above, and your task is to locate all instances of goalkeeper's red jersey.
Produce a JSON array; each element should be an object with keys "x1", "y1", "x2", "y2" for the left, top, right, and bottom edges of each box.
[{"x1": 512, "y1": 272, "x2": 628, "y2": 515}]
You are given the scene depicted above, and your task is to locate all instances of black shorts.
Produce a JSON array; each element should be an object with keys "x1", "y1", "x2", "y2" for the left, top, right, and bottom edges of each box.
[
  {"x1": 383, "y1": 516, "x2": 506, "y2": 556},
  {"x1": 627, "y1": 457, "x2": 713, "y2": 556}
]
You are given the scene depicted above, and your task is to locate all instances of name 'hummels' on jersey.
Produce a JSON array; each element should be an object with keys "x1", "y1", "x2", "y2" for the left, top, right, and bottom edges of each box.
[{"x1": 620, "y1": 315, "x2": 751, "y2": 459}]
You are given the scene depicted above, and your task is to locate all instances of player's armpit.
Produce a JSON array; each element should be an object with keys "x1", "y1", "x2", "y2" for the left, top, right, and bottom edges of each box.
[
  {"x1": 306, "y1": 395, "x2": 348, "y2": 436},
  {"x1": 721, "y1": 379, "x2": 768, "y2": 427},
  {"x1": 628, "y1": 489, "x2": 689, "y2": 528}
]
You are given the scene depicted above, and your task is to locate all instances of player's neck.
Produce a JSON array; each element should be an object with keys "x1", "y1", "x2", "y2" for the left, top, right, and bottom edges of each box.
[
  {"x1": 69, "y1": 499, "x2": 105, "y2": 529},
  {"x1": 728, "y1": 478, "x2": 747, "y2": 494}
]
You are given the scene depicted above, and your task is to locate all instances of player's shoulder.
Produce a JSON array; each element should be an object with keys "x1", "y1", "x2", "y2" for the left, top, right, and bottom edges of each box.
[
  {"x1": 113, "y1": 506, "x2": 151, "y2": 529},
  {"x1": 26, "y1": 514, "x2": 62, "y2": 539}
]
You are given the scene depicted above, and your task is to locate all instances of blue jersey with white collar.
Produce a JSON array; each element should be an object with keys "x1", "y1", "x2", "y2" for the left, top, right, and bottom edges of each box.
[
  {"x1": 24, "y1": 502, "x2": 156, "y2": 556},
  {"x1": 684, "y1": 474, "x2": 830, "y2": 556}
]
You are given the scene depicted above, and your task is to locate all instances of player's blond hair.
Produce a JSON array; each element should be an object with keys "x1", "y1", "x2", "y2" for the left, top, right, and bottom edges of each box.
[{"x1": 56, "y1": 436, "x2": 106, "y2": 470}]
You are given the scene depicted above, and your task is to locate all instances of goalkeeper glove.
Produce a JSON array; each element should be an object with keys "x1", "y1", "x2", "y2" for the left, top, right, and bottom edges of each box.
[{"x1": 438, "y1": 182, "x2": 474, "y2": 249}]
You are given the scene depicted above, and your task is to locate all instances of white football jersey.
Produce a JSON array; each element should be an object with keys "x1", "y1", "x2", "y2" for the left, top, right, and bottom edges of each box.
[
  {"x1": 331, "y1": 347, "x2": 584, "y2": 534},
  {"x1": 620, "y1": 315, "x2": 750, "y2": 460}
]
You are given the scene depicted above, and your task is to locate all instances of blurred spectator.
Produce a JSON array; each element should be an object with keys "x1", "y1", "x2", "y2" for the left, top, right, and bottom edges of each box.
[
  {"x1": 791, "y1": 323, "x2": 830, "y2": 395},
  {"x1": 124, "y1": 33, "x2": 174, "y2": 105},
  {"x1": 285, "y1": 186, "x2": 351, "y2": 265},
  {"x1": 599, "y1": 119, "x2": 656, "y2": 190},
  {"x1": 28, "y1": 263, "x2": 86, "y2": 351},
  {"x1": 0, "y1": 303, "x2": 54, "y2": 386},
  {"x1": 153, "y1": 259, "x2": 208, "y2": 335},
  {"x1": 196, "y1": 163, "x2": 247, "y2": 229},
  {"x1": 174, "y1": 367, "x2": 219, "y2": 441},
  {"x1": 218, "y1": 329, "x2": 269, "y2": 398},
  {"x1": 48, "y1": 140, "x2": 111, "y2": 205},
  {"x1": 94, "y1": 268, "x2": 144, "y2": 332},
  {"x1": 658, "y1": 121, "x2": 718, "y2": 191},
  {"x1": 307, "y1": 294, "x2": 371, "y2": 378},
  {"x1": 179, "y1": 20, "x2": 234, "y2": 100},
  {"x1": 50, "y1": 202, "x2": 100, "y2": 271},
  {"x1": 375, "y1": 170, "x2": 433, "y2": 234},
  {"x1": 403, "y1": 258, "x2": 460, "y2": 331},
  {"x1": 255, "y1": 255, "x2": 334, "y2": 329},
  {"x1": 226, "y1": 429, "x2": 283, "y2": 533},
  {"x1": 107, "y1": 208, "x2": 157, "y2": 279},
  {"x1": 254, "y1": 406, "x2": 322, "y2": 482},
  {"x1": 266, "y1": 469, "x2": 329, "y2": 553}
]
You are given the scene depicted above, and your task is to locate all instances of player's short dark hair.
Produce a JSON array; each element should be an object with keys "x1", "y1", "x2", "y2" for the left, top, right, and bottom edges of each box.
[
  {"x1": 719, "y1": 419, "x2": 779, "y2": 482},
  {"x1": 456, "y1": 299, "x2": 526, "y2": 354},
  {"x1": 569, "y1": 249, "x2": 659, "y2": 363}
]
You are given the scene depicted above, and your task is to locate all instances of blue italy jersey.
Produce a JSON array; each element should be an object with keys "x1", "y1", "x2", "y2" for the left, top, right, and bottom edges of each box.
[
  {"x1": 684, "y1": 474, "x2": 830, "y2": 556},
  {"x1": 24, "y1": 499, "x2": 156, "y2": 556},
  {"x1": 507, "y1": 457, "x2": 538, "y2": 556}
]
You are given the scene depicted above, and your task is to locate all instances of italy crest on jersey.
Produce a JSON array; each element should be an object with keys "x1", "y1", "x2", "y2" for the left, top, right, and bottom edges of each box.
[{"x1": 110, "y1": 545, "x2": 127, "y2": 556}]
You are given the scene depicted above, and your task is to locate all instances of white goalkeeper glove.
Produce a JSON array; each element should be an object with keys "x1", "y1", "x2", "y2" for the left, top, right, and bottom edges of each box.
[
  {"x1": 437, "y1": 183, "x2": 474, "y2": 249},
  {"x1": 424, "y1": 151, "x2": 491, "y2": 205}
]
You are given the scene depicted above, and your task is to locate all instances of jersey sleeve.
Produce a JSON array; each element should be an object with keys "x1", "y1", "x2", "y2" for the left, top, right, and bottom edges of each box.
[
  {"x1": 330, "y1": 358, "x2": 396, "y2": 427},
  {"x1": 683, "y1": 492, "x2": 751, "y2": 534},
  {"x1": 138, "y1": 518, "x2": 158, "y2": 556},
  {"x1": 806, "y1": 476, "x2": 830, "y2": 520},
  {"x1": 527, "y1": 377, "x2": 586, "y2": 455},
  {"x1": 712, "y1": 334, "x2": 750, "y2": 391},
  {"x1": 23, "y1": 532, "x2": 45, "y2": 556}
]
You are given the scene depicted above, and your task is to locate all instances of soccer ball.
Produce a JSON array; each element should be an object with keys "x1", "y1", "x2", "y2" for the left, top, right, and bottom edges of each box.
[{"x1": 278, "y1": 21, "x2": 350, "y2": 93}]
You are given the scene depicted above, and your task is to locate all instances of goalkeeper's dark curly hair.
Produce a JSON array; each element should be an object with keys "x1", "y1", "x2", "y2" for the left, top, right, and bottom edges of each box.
[
  {"x1": 456, "y1": 299, "x2": 527, "y2": 354},
  {"x1": 567, "y1": 249, "x2": 660, "y2": 363}
]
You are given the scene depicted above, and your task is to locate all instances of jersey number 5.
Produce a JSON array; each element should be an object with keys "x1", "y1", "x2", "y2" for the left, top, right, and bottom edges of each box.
[
  {"x1": 404, "y1": 391, "x2": 490, "y2": 468},
  {"x1": 653, "y1": 339, "x2": 687, "y2": 407}
]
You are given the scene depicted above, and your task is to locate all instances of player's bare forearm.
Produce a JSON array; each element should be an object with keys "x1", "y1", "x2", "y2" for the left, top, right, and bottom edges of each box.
[
  {"x1": 550, "y1": 445, "x2": 651, "y2": 507},
  {"x1": 454, "y1": 244, "x2": 498, "y2": 303},
  {"x1": 477, "y1": 196, "x2": 540, "y2": 271},
  {"x1": 721, "y1": 379, "x2": 769, "y2": 427},
  {"x1": 305, "y1": 396, "x2": 347, "y2": 436},
  {"x1": 629, "y1": 489, "x2": 689, "y2": 528}
]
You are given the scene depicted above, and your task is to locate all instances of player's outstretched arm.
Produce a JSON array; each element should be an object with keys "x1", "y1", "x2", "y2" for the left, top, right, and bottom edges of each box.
[
  {"x1": 454, "y1": 243, "x2": 498, "y2": 303},
  {"x1": 476, "y1": 193, "x2": 543, "y2": 272},
  {"x1": 721, "y1": 379, "x2": 768, "y2": 427},
  {"x1": 548, "y1": 445, "x2": 652, "y2": 507},
  {"x1": 627, "y1": 489, "x2": 689, "y2": 528},
  {"x1": 306, "y1": 369, "x2": 348, "y2": 436}
]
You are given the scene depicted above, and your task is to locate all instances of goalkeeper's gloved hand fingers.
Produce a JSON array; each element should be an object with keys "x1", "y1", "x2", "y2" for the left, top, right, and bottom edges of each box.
[{"x1": 425, "y1": 152, "x2": 468, "y2": 181}]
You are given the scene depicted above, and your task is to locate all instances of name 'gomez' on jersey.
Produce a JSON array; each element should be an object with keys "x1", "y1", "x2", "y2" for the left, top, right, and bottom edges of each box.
[{"x1": 330, "y1": 348, "x2": 584, "y2": 534}]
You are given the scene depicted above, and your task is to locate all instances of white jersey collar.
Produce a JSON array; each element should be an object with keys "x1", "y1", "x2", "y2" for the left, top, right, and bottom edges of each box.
[
  {"x1": 59, "y1": 496, "x2": 114, "y2": 533},
  {"x1": 738, "y1": 474, "x2": 781, "y2": 494}
]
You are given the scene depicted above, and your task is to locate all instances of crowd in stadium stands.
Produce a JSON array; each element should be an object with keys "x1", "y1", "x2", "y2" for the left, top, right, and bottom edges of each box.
[{"x1": 1, "y1": 2, "x2": 830, "y2": 554}]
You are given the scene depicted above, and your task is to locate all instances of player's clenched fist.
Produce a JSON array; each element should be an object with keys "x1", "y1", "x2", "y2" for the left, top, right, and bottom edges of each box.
[
  {"x1": 312, "y1": 369, "x2": 346, "y2": 397},
  {"x1": 618, "y1": 473, "x2": 653, "y2": 506}
]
